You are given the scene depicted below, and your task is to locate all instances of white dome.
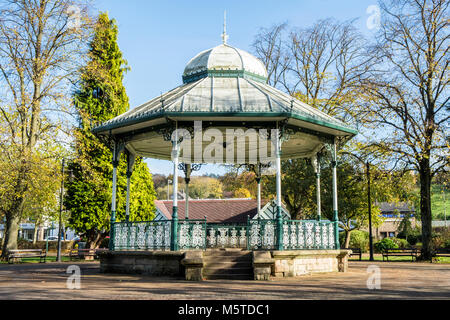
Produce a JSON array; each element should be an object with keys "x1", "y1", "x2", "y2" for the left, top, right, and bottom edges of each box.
[{"x1": 182, "y1": 44, "x2": 268, "y2": 83}]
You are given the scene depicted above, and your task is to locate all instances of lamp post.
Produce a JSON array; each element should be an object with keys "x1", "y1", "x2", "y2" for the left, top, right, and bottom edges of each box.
[
  {"x1": 366, "y1": 161, "x2": 374, "y2": 261},
  {"x1": 56, "y1": 158, "x2": 65, "y2": 262},
  {"x1": 342, "y1": 152, "x2": 375, "y2": 261}
]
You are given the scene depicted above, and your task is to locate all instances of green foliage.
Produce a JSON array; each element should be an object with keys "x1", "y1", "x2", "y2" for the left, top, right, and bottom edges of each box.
[
  {"x1": 65, "y1": 13, "x2": 156, "y2": 247},
  {"x1": 189, "y1": 177, "x2": 223, "y2": 199},
  {"x1": 339, "y1": 230, "x2": 370, "y2": 252},
  {"x1": 392, "y1": 237, "x2": 409, "y2": 249},
  {"x1": 374, "y1": 238, "x2": 398, "y2": 253}
]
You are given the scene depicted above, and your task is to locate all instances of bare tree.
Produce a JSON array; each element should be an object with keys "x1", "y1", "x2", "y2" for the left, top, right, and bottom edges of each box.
[
  {"x1": 0, "y1": 0, "x2": 91, "y2": 258},
  {"x1": 359, "y1": 0, "x2": 449, "y2": 259},
  {"x1": 252, "y1": 19, "x2": 374, "y2": 123},
  {"x1": 252, "y1": 22, "x2": 290, "y2": 88},
  {"x1": 286, "y1": 19, "x2": 374, "y2": 120}
]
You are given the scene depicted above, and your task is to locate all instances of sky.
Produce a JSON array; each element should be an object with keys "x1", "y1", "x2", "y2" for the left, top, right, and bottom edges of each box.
[{"x1": 93, "y1": 0, "x2": 380, "y2": 176}]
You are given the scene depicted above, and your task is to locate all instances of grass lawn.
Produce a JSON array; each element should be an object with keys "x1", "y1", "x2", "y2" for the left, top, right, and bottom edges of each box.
[
  {"x1": 349, "y1": 254, "x2": 450, "y2": 264},
  {"x1": 0, "y1": 255, "x2": 98, "y2": 264}
]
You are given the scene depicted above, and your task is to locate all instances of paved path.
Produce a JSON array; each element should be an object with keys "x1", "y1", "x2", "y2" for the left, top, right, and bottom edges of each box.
[{"x1": 0, "y1": 261, "x2": 449, "y2": 299}]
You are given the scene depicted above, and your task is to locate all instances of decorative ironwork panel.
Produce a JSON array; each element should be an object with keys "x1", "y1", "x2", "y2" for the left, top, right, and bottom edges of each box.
[
  {"x1": 178, "y1": 220, "x2": 206, "y2": 250},
  {"x1": 111, "y1": 221, "x2": 171, "y2": 251},
  {"x1": 280, "y1": 220, "x2": 336, "y2": 250},
  {"x1": 248, "y1": 219, "x2": 277, "y2": 250},
  {"x1": 206, "y1": 224, "x2": 247, "y2": 249}
]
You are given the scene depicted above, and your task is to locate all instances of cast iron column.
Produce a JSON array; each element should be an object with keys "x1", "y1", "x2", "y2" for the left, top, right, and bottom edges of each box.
[
  {"x1": 332, "y1": 140, "x2": 339, "y2": 249},
  {"x1": 171, "y1": 130, "x2": 179, "y2": 251},
  {"x1": 275, "y1": 125, "x2": 283, "y2": 250}
]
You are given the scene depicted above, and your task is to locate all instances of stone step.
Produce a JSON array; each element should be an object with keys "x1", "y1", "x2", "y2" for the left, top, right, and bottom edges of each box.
[
  {"x1": 205, "y1": 274, "x2": 253, "y2": 280},
  {"x1": 203, "y1": 250, "x2": 251, "y2": 257},
  {"x1": 203, "y1": 266, "x2": 253, "y2": 275},
  {"x1": 204, "y1": 261, "x2": 252, "y2": 268},
  {"x1": 203, "y1": 255, "x2": 252, "y2": 263}
]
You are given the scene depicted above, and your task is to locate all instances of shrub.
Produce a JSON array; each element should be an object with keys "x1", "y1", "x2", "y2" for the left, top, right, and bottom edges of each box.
[
  {"x1": 445, "y1": 239, "x2": 450, "y2": 249},
  {"x1": 339, "y1": 230, "x2": 370, "y2": 252},
  {"x1": 406, "y1": 231, "x2": 421, "y2": 246},
  {"x1": 392, "y1": 237, "x2": 409, "y2": 249},
  {"x1": 374, "y1": 237, "x2": 398, "y2": 253}
]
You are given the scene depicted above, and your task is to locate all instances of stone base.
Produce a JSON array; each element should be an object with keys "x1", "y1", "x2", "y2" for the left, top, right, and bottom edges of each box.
[
  {"x1": 99, "y1": 249, "x2": 351, "y2": 281},
  {"x1": 271, "y1": 250, "x2": 351, "y2": 278},
  {"x1": 99, "y1": 251, "x2": 185, "y2": 276}
]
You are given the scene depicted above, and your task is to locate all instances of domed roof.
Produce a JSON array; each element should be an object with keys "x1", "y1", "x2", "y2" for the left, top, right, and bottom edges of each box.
[{"x1": 182, "y1": 44, "x2": 268, "y2": 84}]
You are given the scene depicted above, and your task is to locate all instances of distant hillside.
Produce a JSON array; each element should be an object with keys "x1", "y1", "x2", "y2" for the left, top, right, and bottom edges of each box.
[{"x1": 431, "y1": 184, "x2": 449, "y2": 220}]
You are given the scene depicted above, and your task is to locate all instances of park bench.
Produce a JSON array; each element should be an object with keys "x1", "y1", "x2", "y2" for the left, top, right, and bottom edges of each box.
[
  {"x1": 7, "y1": 249, "x2": 46, "y2": 264},
  {"x1": 345, "y1": 248, "x2": 362, "y2": 261},
  {"x1": 433, "y1": 248, "x2": 450, "y2": 259},
  {"x1": 69, "y1": 248, "x2": 108, "y2": 261},
  {"x1": 382, "y1": 248, "x2": 418, "y2": 262}
]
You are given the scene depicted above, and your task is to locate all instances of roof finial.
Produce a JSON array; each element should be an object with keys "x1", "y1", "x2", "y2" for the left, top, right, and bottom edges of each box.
[{"x1": 221, "y1": 10, "x2": 229, "y2": 45}]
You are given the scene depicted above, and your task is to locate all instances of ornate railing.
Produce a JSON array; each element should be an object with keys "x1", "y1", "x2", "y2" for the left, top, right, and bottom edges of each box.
[
  {"x1": 112, "y1": 220, "x2": 172, "y2": 251},
  {"x1": 281, "y1": 220, "x2": 337, "y2": 250},
  {"x1": 206, "y1": 223, "x2": 248, "y2": 249},
  {"x1": 110, "y1": 218, "x2": 339, "y2": 251},
  {"x1": 178, "y1": 219, "x2": 207, "y2": 250}
]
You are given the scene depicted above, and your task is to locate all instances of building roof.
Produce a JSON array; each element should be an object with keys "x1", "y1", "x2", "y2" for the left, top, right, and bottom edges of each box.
[
  {"x1": 377, "y1": 202, "x2": 415, "y2": 214},
  {"x1": 155, "y1": 198, "x2": 270, "y2": 223},
  {"x1": 183, "y1": 44, "x2": 268, "y2": 83}
]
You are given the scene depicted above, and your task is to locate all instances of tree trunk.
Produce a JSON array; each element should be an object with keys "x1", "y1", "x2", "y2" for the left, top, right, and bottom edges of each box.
[
  {"x1": 419, "y1": 163, "x2": 433, "y2": 260},
  {"x1": 1, "y1": 213, "x2": 21, "y2": 259},
  {"x1": 33, "y1": 223, "x2": 38, "y2": 245},
  {"x1": 344, "y1": 229, "x2": 351, "y2": 248}
]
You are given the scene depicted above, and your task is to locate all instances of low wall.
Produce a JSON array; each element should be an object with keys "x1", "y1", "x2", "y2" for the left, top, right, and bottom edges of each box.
[
  {"x1": 269, "y1": 250, "x2": 351, "y2": 278},
  {"x1": 99, "y1": 251, "x2": 185, "y2": 276},
  {"x1": 100, "y1": 249, "x2": 351, "y2": 281}
]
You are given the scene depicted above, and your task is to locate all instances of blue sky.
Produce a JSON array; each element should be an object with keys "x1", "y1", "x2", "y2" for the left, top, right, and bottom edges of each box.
[{"x1": 94, "y1": 0, "x2": 379, "y2": 176}]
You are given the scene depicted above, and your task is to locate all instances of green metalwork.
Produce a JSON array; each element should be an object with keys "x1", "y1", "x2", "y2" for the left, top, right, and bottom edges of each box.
[
  {"x1": 93, "y1": 111, "x2": 358, "y2": 137},
  {"x1": 171, "y1": 206, "x2": 179, "y2": 251},
  {"x1": 276, "y1": 206, "x2": 283, "y2": 250},
  {"x1": 109, "y1": 210, "x2": 116, "y2": 251},
  {"x1": 110, "y1": 217, "x2": 338, "y2": 251},
  {"x1": 112, "y1": 220, "x2": 172, "y2": 251},
  {"x1": 206, "y1": 223, "x2": 248, "y2": 249},
  {"x1": 182, "y1": 69, "x2": 268, "y2": 84},
  {"x1": 281, "y1": 220, "x2": 336, "y2": 250},
  {"x1": 178, "y1": 219, "x2": 207, "y2": 250}
]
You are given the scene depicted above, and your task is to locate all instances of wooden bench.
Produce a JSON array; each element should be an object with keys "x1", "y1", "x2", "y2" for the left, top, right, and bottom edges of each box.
[
  {"x1": 382, "y1": 248, "x2": 418, "y2": 261},
  {"x1": 345, "y1": 248, "x2": 362, "y2": 261},
  {"x1": 69, "y1": 248, "x2": 108, "y2": 261},
  {"x1": 433, "y1": 248, "x2": 450, "y2": 258},
  {"x1": 7, "y1": 249, "x2": 46, "y2": 264}
]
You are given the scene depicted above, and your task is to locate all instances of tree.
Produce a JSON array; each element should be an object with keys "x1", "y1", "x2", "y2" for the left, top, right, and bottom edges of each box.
[
  {"x1": 358, "y1": 0, "x2": 449, "y2": 259},
  {"x1": 0, "y1": 0, "x2": 91, "y2": 258},
  {"x1": 65, "y1": 13, "x2": 156, "y2": 249},
  {"x1": 186, "y1": 176, "x2": 223, "y2": 199}
]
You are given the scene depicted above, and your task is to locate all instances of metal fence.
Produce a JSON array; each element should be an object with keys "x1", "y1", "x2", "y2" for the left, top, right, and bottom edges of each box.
[{"x1": 110, "y1": 218, "x2": 338, "y2": 251}]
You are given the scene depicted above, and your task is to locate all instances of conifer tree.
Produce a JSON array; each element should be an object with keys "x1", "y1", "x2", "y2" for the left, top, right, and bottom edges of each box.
[{"x1": 65, "y1": 13, "x2": 156, "y2": 249}]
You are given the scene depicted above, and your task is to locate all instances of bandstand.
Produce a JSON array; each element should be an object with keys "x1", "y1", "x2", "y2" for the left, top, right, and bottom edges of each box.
[{"x1": 92, "y1": 29, "x2": 357, "y2": 280}]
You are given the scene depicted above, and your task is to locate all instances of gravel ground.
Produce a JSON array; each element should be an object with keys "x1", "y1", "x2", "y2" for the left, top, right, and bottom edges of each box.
[{"x1": 0, "y1": 261, "x2": 449, "y2": 300}]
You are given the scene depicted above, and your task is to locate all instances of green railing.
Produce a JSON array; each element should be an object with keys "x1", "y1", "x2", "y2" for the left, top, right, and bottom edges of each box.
[
  {"x1": 110, "y1": 218, "x2": 338, "y2": 251},
  {"x1": 112, "y1": 220, "x2": 172, "y2": 251},
  {"x1": 281, "y1": 220, "x2": 338, "y2": 250},
  {"x1": 206, "y1": 223, "x2": 248, "y2": 249}
]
